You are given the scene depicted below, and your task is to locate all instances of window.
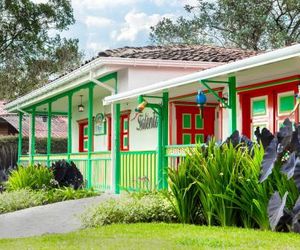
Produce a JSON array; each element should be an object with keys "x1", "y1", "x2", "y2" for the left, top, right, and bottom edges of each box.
[
  {"x1": 78, "y1": 119, "x2": 93, "y2": 152},
  {"x1": 121, "y1": 114, "x2": 130, "y2": 151},
  {"x1": 107, "y1": 112, "x2": 130, "y2": 151}
]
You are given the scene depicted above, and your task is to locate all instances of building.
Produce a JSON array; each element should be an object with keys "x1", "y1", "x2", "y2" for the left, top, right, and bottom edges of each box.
[{"x1": 6, "y1": 44, "x2": 299, "y2": 193}]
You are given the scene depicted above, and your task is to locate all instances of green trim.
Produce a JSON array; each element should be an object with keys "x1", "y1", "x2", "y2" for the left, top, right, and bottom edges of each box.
[
  {"x1": 67, "y1": 93, "x2": 73, "y2": 160},
  {"x1": 30, "y1": 107, "x2": 36, "y2": 164},
  {"x1": 237, "y1": 76, "x2": 300, "y2": 93},
  {"x1": 17, "y1": 112, "x2": 23, "y2": 165},
  {"x1": 23, "y1": 73, "x2": 117, "y2": 112},
  {"x1": 87, "y1": 84, "x2": 94, "y2": 188},
  {"x1": 229, "y1": 76, "x2": 237, "y2": 133},
  {"x1": 201, "y1": 80, "x2": 230, "y2": 108},
  {"x1": 47, "y1": 102, "x2": 52, "y2": 167},
  {"x1": 35, "y1": 111, "x2": 68, "y2": 116},
  {"x1": 114, "y1": 103, "x2": 121, "y2": 194},
  {"x1": 162, "y1": 92, "x2": 169, "y2": 189}
]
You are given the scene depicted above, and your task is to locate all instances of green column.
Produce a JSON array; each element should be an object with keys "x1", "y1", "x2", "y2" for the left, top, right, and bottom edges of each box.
[
  {"x1": 87, "y1": 84, "x2": 94, "y2": 188},
  {"x1": 162, "y1": 92, "x2": 169, "y2": 189},
  {"x1": 67, "y1": 93, "x2": 73, "y2": 161},
  {"x1": 17, "y1": 112, "x2": 23, "y2": 165},
  {"x1": 157, "y1": 107, "x2": 163, "y2": 189},
  {"x1": 47, "y1": 102, "x2": 52, "y2": 167},
  {"x1": 113, "y1": 103, "x2": 121, "y2": 194},
  {"x1": 228, "y1": 76, "x2": 237, "y2": 133},
  {"x1": 30, "y1": 107, "x2": 36, "y2": 165}
]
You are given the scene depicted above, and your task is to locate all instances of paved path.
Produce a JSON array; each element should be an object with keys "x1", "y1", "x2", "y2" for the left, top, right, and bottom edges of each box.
[{"x1": 0, "y1": 194, "x2": 117, "y2": 239}]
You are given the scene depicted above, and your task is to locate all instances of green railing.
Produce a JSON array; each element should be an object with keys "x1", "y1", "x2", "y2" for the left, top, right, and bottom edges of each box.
[
  {"x1": 19, "y1": 152, "x2": 111, "y2": 191},
  {"x1": 165, "y1": 144, "x2": 196, "y2": 170},
  {"x1": 120, "y1": 151, "x2": 157, "y2": 191}
]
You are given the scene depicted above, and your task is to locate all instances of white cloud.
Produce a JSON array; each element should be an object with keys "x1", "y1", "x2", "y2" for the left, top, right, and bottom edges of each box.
[
  {"x1": 72, "y1": 0, "x2": 138, "y2": 10},
  {"x1": 85, "y1": 16, "x2": 113, "y2": 28},
  {"x1": 86, "y1": 42, "x2": 109, "y2": 53},
  {"x1": 112, "y1": 10, "x2": 174, "y2": 42}
]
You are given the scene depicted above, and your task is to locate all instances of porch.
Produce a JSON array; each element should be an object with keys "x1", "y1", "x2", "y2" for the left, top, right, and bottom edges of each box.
[{"x1": 19, "y1": 145, "x2": 192, "y2": 192}]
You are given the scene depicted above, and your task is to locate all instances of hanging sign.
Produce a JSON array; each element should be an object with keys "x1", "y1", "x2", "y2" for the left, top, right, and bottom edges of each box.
[
  {"x1": 136, "y1": 112, "x2": 158, "y2": 131},
  {"x1": 94, "y1": 113, "x2": 106, "y2": 135}
]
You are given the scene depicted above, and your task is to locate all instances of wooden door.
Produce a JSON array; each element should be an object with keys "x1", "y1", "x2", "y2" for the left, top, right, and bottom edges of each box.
[{"x1": 176, "y1": 105, "x2": 215, "y2": 144}]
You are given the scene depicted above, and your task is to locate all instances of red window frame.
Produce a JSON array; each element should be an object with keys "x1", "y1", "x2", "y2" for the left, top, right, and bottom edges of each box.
[
  {"x1": 107, "y1": 111, "x2": 130, "y2": 151},
  {"x1": 78, "y1": 119, "x2": 93, "y2": 152}
]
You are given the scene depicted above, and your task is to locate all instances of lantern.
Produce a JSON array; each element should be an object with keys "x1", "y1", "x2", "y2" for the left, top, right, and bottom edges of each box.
[
  {"x1": 196, "y1": 90, "x2": 207, "y2": 118},
  {"x1": 78, "y1": 95, "x2": 84, "y2": 112}
]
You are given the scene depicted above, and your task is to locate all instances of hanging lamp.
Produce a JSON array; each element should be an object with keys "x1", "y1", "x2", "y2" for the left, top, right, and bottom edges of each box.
[
  {"x1": 196, "y1": 90, "x2": 207, "y2": 118},
  {"x1": 78, "y1": 95, "x2": 84, "y2": 112}
]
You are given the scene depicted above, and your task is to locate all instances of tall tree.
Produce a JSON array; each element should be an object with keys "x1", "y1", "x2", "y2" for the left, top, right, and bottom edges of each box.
[
  {"x1": 150, "y1": 0, "x2": 300, "y2": 51},
  {"x1": 0, "y1": 0, "x2": 83, "y2": 99}
]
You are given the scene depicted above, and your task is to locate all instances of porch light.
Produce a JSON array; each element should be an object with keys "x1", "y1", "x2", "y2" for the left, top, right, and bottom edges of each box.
[
  {"x1": 78, "y1": 95, "x2": 84, "y2": 112},
  {"x1": 196, "y1": 90, "x2": 207, "y2": 117}
]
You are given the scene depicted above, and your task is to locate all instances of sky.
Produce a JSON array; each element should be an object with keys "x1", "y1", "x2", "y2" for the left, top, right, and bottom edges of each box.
[{"x1": 47, "y1": 0, "x2": 198, "y2": 58}]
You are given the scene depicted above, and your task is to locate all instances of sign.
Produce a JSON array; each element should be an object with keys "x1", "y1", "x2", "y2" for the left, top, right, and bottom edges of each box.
[
  {"x1": 136, "y1": 112, "x2": 158, "y2": 131},
  {"x1": 94, "y1": 113, "x2": 106, "y2": 135}
]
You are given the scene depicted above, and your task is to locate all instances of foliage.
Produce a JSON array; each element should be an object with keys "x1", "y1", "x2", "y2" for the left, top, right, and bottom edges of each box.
[
  {"x1": 6, "y1": 165, "x2": 54, "y2": 191},
  {"x1": 150, "y1": 0, "x2": 300, "y2": 51},
  {"x1": 0, "y1": 0, "x2": 82, "y2": 99},
  {"x1": 2, "y1": 224, "x2": 300, "y2": 249},
  {"x1": 81, "y1": 192, "x2": 177, "y2": 228},
  {"x1": 50, "y1": 160, "x2": 83, "y2": 189},
  {"x1": 0, "y1": 189, "x2": 46, "y2": 214},
  {"x1": 258, "y1": 118, "x2": 300, "y2": 232},
  {"x1": 0, "y1": 188, "x2": 98, "y2": 214},
  {"x1": 168, "y1": 135, "x2": 298, "y2": 230}
]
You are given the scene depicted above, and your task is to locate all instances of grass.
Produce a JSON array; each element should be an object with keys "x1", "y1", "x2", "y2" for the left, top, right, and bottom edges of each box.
[{"x1": 1, "y1": 223, "x2": 300, "y2": 250}]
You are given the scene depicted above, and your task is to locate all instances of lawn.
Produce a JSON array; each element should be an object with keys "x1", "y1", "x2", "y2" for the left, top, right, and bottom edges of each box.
[{"x1": 0, "y1": 223, "x2": 299, "y2": 250}]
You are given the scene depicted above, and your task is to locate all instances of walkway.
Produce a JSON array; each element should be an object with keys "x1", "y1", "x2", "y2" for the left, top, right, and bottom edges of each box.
[{"x1": 0, "y1": 194, "x2": 117, "y2": 238}]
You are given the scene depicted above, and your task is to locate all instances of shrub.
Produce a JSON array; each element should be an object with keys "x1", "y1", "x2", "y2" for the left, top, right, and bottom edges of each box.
[
  {"x1": 0, "y1": 188, "x2": 98, "y2": 214},
  {"x1": 81, "y1": 192, "x2": 177, "y2": 228},
  {"x1": 50, "y1": 160, "x2": 83, "y2": 189},
  {"x1": 6, "y1": 165, "x2": 54, "y2": 191},
  {"x1": 0, "y1": 189, "x2": 46, "y2": 213}
]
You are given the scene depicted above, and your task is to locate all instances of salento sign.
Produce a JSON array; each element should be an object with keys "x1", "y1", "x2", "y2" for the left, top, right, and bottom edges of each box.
[{"x1": 136, "y1": 112, "x2": 158, "y2": 131}]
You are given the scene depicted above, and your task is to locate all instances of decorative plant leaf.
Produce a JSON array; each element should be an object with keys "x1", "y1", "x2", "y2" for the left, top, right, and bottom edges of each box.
[
  {"x1": 293, "y1": 195, "x2": 300, "y2": 215},
  {"x1": 255, "y1": 127, "x2": 274, "y2": 149},
  {"x1": 292, "y1": 212, "x2": 300, "y2": 233},
  {"x1": 259, "y1": 137, "x2": 278, "y2": 182},
  {"x1": 225, "y1": 130, "x2": 240, "y2": 147},
  {"x1": 281, "y1": 152, "x2": 299, "y2": 179},
  {"x1": 291, "y1": 125, "x2": 300, "y2": 155},
  {"x1": 293, "y1": 161, "x2": 300, "y2": 192},
  {"x1": 277, "y1": 118, "x2": 293, "y2": 153},
  {"x1": 268, "y1": 191, "x2": 288, "y2": 231}
]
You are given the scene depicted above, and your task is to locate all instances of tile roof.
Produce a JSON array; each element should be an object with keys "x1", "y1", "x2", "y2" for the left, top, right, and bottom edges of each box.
[
  {"x1": 0, "y1": 100, "x2": 67, "y2": 138},
  {"x1": 2, "y1": 115, "x2": 67, "y2": 138},
  {"x1": 96, "y1": 45, "x2": 259, "y2": 63}
]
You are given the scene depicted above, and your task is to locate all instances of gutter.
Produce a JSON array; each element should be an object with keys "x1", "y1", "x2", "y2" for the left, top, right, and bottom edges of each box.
[
  {"x1": 103, "y1": 44, "x2": 300, "y2": 105},
  {"x1": 5, "y1": 57, "x2": 220, "y2": 112}
]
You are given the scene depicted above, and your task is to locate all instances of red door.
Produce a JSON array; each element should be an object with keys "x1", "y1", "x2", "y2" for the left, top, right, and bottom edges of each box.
[
  {"x1": 240, "y1": 82, "x2": 299, "y2": 139},
  {"x1": 176, "y1": 105, "x2": 215, "y2": 144}
]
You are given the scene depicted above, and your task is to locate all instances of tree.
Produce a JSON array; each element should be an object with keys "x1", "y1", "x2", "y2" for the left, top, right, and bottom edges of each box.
[
  {"x1": 0, "y1": 0, "x2": 83, "y2": 99},
  {"x1": 150, "y1": 0, "x2": 300, "y2": 51}
]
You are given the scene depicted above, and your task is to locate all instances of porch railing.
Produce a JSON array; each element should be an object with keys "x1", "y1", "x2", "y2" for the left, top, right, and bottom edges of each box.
[
  {"x1": 165, "y1": 144, "x2": 196, "y2": 170},
  {"x1": 19, "y1": 152, "x2": 111, "y2": 191},
  {"x1": 120, "y1": 151, "x2": 157, "y2": 191}
]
